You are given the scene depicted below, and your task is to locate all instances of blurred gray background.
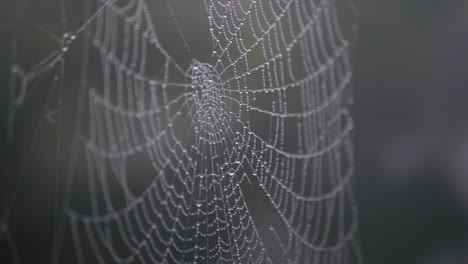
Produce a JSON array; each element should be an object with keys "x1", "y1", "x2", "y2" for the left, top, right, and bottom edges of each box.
[
  {"x1": 1, "y1": 0, "x2": 468, "y2": 263},
  {"x1": 354, "y1": 0, "x2": 468, "y2": 263}
]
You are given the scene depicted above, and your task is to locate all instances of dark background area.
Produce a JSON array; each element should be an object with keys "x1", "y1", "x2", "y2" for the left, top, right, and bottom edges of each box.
[
  {"x1": 354, "y1": 0, "x2": 468, "y2": 263},
  {"x1": 1, "y1": 0, "x2": 468, "y2": 263}
]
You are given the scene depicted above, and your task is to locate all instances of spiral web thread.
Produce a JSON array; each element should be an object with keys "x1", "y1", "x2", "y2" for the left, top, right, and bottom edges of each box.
[{"x1": 3, "y1": 0, "x2": 361, "y2": 263}]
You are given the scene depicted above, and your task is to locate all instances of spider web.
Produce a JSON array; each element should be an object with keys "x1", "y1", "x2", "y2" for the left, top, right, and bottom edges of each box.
[{"x1": 2, "y1": 0, "x2": 361, "y2": 263}]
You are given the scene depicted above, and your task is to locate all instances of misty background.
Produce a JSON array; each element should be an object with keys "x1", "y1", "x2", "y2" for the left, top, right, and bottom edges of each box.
[{"x1": 1, "y1": 0, "x2": 468, "y2": 263}]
